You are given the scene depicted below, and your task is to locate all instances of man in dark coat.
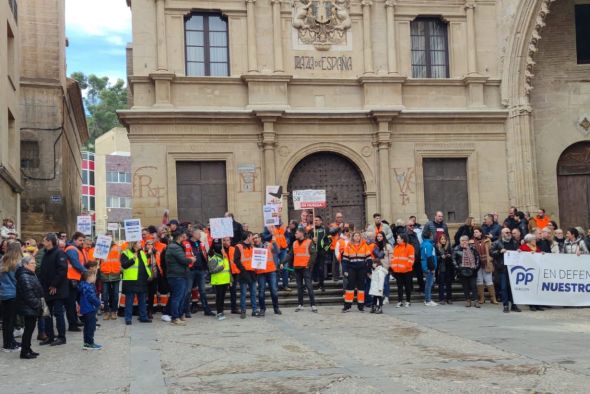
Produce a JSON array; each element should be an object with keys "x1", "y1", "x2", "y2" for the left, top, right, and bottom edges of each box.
[
  {"x1": 225, "y1": 212, "x2": 244, "y2": 246},
  {"x1": 39, "y1": 233, "x2": 69, "y2": 346}
]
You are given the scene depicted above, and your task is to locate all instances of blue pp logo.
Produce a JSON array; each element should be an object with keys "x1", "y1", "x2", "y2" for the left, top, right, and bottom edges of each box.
[{"x1": 511, "y1": 266, "x2": 535, "y2": 285}]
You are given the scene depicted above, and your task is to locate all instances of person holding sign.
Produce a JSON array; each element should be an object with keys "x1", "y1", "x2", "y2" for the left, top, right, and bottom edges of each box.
[
  {"x1": 207, "y1": 240, "x2": 231, "y2": 321},
  {"x1": 253, "y1": 234, "x2": 281, "y2": 316},
  {"x1": 236, "y1": 232, "x2": 259, "y2": 319},
  {"x1": 282, "y1": 229, "x2": 317, "y2": 313},
  {"x1": 121, "y1": 242, "x2": 152, "y2": 325}
]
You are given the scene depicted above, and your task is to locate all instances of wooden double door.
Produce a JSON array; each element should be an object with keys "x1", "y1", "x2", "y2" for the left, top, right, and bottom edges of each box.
[
  {"x1": 557, "y1": 142, "x2": 590, "y2": 230},
  {"x1": 287, "y1": 152, "x2": 366, "y2": 229}
]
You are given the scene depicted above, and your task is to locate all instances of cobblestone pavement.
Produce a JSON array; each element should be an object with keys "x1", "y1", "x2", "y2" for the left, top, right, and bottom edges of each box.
[{"x1": 1, "y1": 303, "x2": 589, "y2": 393}]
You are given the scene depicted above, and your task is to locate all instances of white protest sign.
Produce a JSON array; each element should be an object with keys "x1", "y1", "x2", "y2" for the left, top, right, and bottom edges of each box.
[
  {"x1": 505, "y1": 251, "x2": 590, "y2": 306},
  {"x1": 210, "y1": 217, "x2": 234, "y2": 239},
  {"x1": 251, "y1": 247, "x2": 268, "y2": 270},
  {"x1": 94, "y1": 235, "x2": 113, "y2": 260},
  {"x1": 77, "y1": 215, "x2": 93, "y2": 235},
  {"x1": 107, "y1": 222, "x2": 119, "y2": 231},
  {"x1": 292, "y1": 189, "x2": 327, "y2": 210},
  {"x1": 124, "y1": 219, "x2": 142, "y2": 242},
  {"x1": 266, "y1": 185, "x2": 283, "y2": 205},
  {"x1": 263, "y1": 204, "x2": 280, "y2": 226}
]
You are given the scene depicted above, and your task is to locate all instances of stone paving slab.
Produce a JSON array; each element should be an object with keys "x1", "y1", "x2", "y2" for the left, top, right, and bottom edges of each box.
[{"x1": 0, "y1": 303, "x2": 588, "y2": 393}]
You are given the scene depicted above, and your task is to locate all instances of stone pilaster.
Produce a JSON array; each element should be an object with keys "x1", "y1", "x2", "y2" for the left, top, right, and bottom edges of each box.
[
  {"x1": 256, "y1": 112, "x2": 283, "y2": 186},
  {"x1": 246, "y1": 0, "x2": 258, "y2": 73},
  {"x1": 385, "y1": 0, "x2": 398, "y2": 75},
  {"x1": 155, "y1": 0, "x2": 167, "y2": 71},
  {"x1": 271, "y1": 0, "x2": 283, "y2": 73},
  {"x1": 465, "y1": 1, "x2": 477, "y2": 75},
  {"x1": 372, "y1": 111, "x2": 399, "y2": 220},
  {"x1": 362, "y1": 0, "x2": 373, "y2": 74}
]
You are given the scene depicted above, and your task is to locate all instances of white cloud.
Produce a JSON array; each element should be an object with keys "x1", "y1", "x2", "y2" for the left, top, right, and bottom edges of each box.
[
  {"x1": 66, "y1": 0, "x2": 131, "y2": 38},
  {"x1": 105, "y1": 35, "x2": 126, "y2": 46}
]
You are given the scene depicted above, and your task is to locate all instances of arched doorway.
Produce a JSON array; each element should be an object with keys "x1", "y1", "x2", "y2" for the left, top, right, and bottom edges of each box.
[
  {"x1": 287, "y1": 152, "x2": 366, "y2": 229},
  {"x1": 557, "y1": 142, "x2": 590, "y2": 230}
]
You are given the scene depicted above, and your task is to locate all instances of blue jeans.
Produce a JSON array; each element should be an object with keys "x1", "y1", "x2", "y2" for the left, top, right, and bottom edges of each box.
[
  {"x1": 46, "y1": 299, "x2": 66, "y2": 341},
  {"x1": 102, "y1": 281, "x2": 120, "y2": 313},
  {"x1": 499, "y1": 270, "x2": 513, "y2": 307},
  {"x1": 424, "y1": 271, "x2": 435, "y2": 302},
  {"x1": 124, "y1": 292, "x2": 147, "y2": 322},
  {"x1": 82, "y1": 311, "x2": 97, "y2": 345},
  {"x1": 257, "y1": 271, "x2": 279, "y2": 311},
  {"x1": 240, "y1": 275, "x2": 257, "y2": 312},
  {"x1": 383, "y1": 273, "x2": 391, "y2": 298},
  {"x1": 167, "y1": 277, "x2": 187, "y2": 320},
  {"x1": 185, "y1": 270, "x2": 211, "y2": 314}
]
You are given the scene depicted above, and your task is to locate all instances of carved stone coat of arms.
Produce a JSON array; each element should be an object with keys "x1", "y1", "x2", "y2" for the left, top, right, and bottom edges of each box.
[{"x1": 292, "y1": 0, "x2": 352, "y2": 50}]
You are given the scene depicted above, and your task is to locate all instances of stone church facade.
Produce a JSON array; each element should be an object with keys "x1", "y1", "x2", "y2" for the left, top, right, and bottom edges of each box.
[{"x1": 119, "y1": 0, "x2": 590, "y2": 231}]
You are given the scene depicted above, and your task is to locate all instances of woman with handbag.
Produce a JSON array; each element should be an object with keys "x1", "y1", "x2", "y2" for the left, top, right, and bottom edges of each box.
[
  {"x1": 16, "y1": 255, "x2": 44, "y2": 359},
  {"x1": 453, "y1": 236, "x2": 481, "y2": 308},
  {"x1": 472, "y1": 227, "x2": 498, "y2": 305}
]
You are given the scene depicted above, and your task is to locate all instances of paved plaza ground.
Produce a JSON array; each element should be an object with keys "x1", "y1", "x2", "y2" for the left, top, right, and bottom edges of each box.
[{"x1": 1, "y1": 303, "x2": 589, "y2": 393}]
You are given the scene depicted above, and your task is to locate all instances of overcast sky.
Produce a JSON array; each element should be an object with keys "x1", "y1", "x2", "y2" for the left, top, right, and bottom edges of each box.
[{"x1": 66, "y1": 0, "x2": 132, "y2": 85}]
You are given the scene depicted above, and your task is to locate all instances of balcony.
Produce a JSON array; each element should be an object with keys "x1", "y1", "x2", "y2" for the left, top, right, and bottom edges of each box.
[{"x1": 8, "y1": 0, "x2": 17, "y2": 22}]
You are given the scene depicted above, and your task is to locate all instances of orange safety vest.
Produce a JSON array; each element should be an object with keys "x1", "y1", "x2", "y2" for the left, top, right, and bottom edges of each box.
[
  {"x1": 293, "y1": 239, "x2": 312, "y2": 268},
  {"x1": 227, "y1": 246, "x2": 240, "y2": 275},
  {"x1": 256, "y1": 246, "x2": 277, "y2": 274},
  {"x1": 273, "y1": 227, "x2": 288, "y2": 250},
  {"x1": 100, "y1": 247, "x2": 121, "y2": 275},
  {"x1": 342, "y1": 242, "x2": 371, "y2": 263},
  {"x1": 65, "y1": 245, "x2": 87, "y2": 280},
  {"x1": 336, "y1": 238, "x2": 348, "y2": 262},
  {"x1": 85, "y1": 247, "x2": 95, "y2": 263},
  {"x1": 391, "y1": 243, "x2": 415, "y2": 274},
  {"x1": 238, "y1": 244, "x2": 254, "y2": 271}
]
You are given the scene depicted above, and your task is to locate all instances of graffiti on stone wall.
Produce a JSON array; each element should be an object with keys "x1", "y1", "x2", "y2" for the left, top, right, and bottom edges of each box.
[
  {"x1": 133, "y1": 166, "x2": 165, "y2": 206},
  {"x1": 393, "y1": 167, "x2": 415, "y2": 206}
]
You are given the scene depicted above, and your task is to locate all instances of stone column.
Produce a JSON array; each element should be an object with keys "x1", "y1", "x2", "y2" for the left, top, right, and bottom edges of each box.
[
  {"x1": 156, "y1": 0, "x2": 167, "y2": 71},
  {"x1": 385, "y1": 0, "x2": 398, "y2": 74},
  {"x1": 362, "y1": 0, "x2": 374, "y2": 74},
  {"x1": 246, "y1": 0, "x2": 258, "y2": 73},
  {"x1": 271, "y1": 0, "x2": 283, "y2": 72},
  {"x1": 257, "y1": 112, "x2": 282, "y2": 186},
  {"x1": 506, "y1": 103, "x2": 539, "y2": 212},
  {"x1": 375, "y1": 116, "x2": 393, "y2": 219},
  {"x1": 465, "y1": 1, "x2": 477, "y2": 75}
]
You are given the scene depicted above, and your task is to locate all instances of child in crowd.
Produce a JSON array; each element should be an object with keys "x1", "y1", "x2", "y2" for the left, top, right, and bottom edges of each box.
[
  {"x1": 79, "y1": 270, "x2": 102, "y2": 350},
  {"x1": 369, "y1": 260, "x2": 388, "y2": 314}
]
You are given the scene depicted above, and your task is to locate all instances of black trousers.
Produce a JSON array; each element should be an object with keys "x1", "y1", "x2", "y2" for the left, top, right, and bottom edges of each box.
[
  {"x1": 1, "y1": 299, "x2": 16, "y2": 348},
  {"x1": 461, "y1": 275, "x2": 477, "y2": 301},
  {"x1": 372, "y1": 296, "x2": 384, "y2": 307},
  {"x1": 295, "y1": 268, "x2": 316, "y2": 306},
  {"x1": 394, "y1": 272, "x2": 413, "y2": 303},
  {"x1": 312, "y1": 251, "x2": 326, "y2": 287},
  {"x1": 345, "y1": 262, "x2": 367, "y2": 298},
  {"x1": 21, "y1": 316, "x2": 37, "y2": 354},
  {"x1": 413, "y1": 261, "x2": 425, "y2": 292},
  {"x1": 214, "y1": 284, "x2": 228, "y2": 314},
  {"x1": 147, "y1": 279, "x2": 158, "y2": 314},
  {"x1": 229, "y1": 274, "x2": 238, "y2": 310},
  {"x1": 65, "y1": 280, "x2": 79, "y2": 328}
]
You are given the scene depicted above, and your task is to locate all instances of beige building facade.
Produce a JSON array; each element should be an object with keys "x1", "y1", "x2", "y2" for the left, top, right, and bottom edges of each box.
[
  {"x1": 19, "y1": 0, "x2": 88, "y2": 240},
  {"x1": 0, "y1": 0, "x2": 22, "y2": 230},
  {"x1": 119, "y1": 0, "x2": 590, "y2": 231}
]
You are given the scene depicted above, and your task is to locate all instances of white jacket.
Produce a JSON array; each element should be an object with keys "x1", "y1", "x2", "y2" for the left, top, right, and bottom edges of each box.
[{"x1": 369, "y1": 265, "x2": 388, "y2": 297}]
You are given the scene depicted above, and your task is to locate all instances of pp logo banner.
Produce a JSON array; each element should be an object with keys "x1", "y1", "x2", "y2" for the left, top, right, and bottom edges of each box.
[{"x1": 511, "y1": 266, "x2": 535, "y2": 285}]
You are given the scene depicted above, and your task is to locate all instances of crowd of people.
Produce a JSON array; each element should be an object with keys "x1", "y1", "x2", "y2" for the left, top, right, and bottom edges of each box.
[{"x1": 0, "y1": 207, "x2": 589, "y2": 360}]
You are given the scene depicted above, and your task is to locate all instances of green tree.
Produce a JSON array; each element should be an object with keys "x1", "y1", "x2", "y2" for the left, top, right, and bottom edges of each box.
[{"x1": 71, "y1": 72, "x2": 128, "y2": 151}]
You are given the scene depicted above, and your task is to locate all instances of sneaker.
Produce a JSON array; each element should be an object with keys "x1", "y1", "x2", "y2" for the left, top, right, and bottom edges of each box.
[
  {"x1": 125, "y1": 321, "x2": 132, "y2": 325},
  {"x1": 83, "y1": 343, "x2": 103, "y2": 350},
  {"x1": 179, "y1": 316, "x2": 186, "y2": 321},
  {"x1": 425, "y1": 301, "x2": 438, "y2": 307},
  {"x1": 311, "y1": 306, "x2": 318, "y2": 313},
  {"x1": 217, "y1": 313, "x2": 226, "y2": 321},
  {"x1": 68, "y1": 326, "x2": 81, "y2": 332},
  {"x1": 383, "y1": 298, "x2": 389, "y2": 305},
  {"x1": 274, "y1": 308, "x2": 282, "y2": 315},
  {"x1": 204, "y1": 310, "x2": 216, "y2": 317},
  {"x1": 50, "y1": 338, "x2": 66, "y2": 346},
  {"x1": 252, "y1": 311, "x2": 261, "y2": 317},
  {"x1": 2, "y1": 344, "x2": 20, "y2": 353},
  {"x1": 103, "y1": 314, "x2": 111, "y2": 321},
  {"x1": 503, "y1": 305, "x2": 510, "y2": 313},
  {"x1": 404, "y1": 302, "x2": 410, "y2": 308},
  {"x1": 240, "y1": 310, "x2": 246, "y2": 319},
  {"x1": 231, "y1": 309, "x2": 241, "y2": 315},
  {"x1": 341, "y1": 305, "x2": 351, "y2": 313},
  {"x1": 376, "y1": 307, "x2": 383, "y2": 314},
  {"x1": 171, "y1": 319, "x2": 186, "y2": 326},
  {"x1": 258, "y1": 310, "x2": 265, "y2": 317},
  {"x1": 511, "y1": 305, "x2": 522, "y2": 312},
  {"x1": 20, "y1": 351, "x2": 37, "y2": 359},
  {"x1": 161, "y1": 314, "x2": 172, "y2": 322},
  {"x1": 13, "y1": 328, "x2": 24, "y2": 338},
  {"x1": 295, "y1": 305, "x2": 304, "y2": 312},
  {"x1": 396, "y1": 302, "x2": 403, "y2": 308}
]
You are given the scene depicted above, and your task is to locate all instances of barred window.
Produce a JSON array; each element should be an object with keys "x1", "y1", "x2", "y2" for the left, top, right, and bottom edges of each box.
[
  {"x1": 21, "y1": 141, "x2": 40, "y2": 169},
  {"x1": 185, "y1": 13, "x2": 229, "y2": 76},
  {"x1": 411, "y1": 18, "x2": 449, "y2": 78},
  {"x1": 576, "y1": 5, "x2": 590, "y2": 64}
]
